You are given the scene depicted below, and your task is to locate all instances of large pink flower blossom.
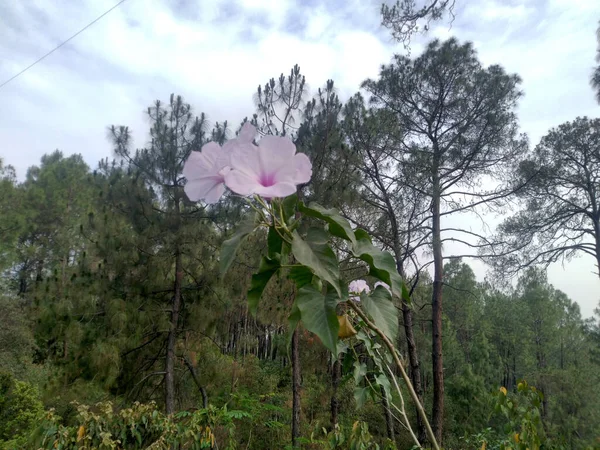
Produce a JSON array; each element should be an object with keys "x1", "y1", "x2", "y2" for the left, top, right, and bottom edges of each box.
[
  {"x1": 183, "y1": 142, "x2": 231, "y2": 204},
  {"x1": 224, "y1": 125, "x2": 312, "y2": 199},
  {"x1": 348, "y1": 279, "x2": 370, "y2": 302},
  {"x1": 183, "y1": 122, "x2": 255, "y2": 204}
]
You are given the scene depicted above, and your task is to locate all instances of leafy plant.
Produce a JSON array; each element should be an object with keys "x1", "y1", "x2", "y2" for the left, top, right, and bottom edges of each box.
[{"x1": 30, "y1": 401, "x2": 251, "y2": 450}]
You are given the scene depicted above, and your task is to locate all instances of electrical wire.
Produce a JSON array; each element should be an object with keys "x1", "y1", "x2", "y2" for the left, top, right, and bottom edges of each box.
[{"x1": 0, "y1": 0, "x2": 129, "y2": 90}]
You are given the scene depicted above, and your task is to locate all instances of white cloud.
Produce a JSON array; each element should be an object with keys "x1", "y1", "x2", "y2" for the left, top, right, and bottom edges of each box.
[{"x1": 479, "y1": 1, "x2": 534, "y2": 21}]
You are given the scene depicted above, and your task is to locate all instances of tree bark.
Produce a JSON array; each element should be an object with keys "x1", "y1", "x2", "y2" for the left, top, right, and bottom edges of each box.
[
  {"x1": 166, "y1": 194, "x2": 183, "y2": 415},
  {"x1": 431, "y1": 173, "x2": 444, "y2": 444},
  {"x1": 165, "y1": 248, "x2": 182, "y2": 415},
  {"x1": 291, "y1": 328, "x2": 301, "y2": 448},
  {"x1": 593, "y1": 218, "x2": 600, "y2": 279},
  {"x1": 395, "y1": 256, "x2": 427, "y2": 443},
  {"x1": 402, "y1": 301, "x2": 427, "y2": 442},
  {"x1": 183, "y1": 355, "x2": 208, "y2": 408}
]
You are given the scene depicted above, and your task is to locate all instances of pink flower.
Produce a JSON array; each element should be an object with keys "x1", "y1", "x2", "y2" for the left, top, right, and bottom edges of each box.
[
  {"x1": 223, "y1": 121, "x2": 255, "y2": 152},
  {"x1": 182, "y1": 122, "x2": 255, "y2": 204},
  {"x1": 183, "y1": 142, "x2": 231, "y2": 204},
  {"x1": 348, "y1": 279, "x2": 370, "y2": 302},
  {"x1": 224, "y1": 125, "x2": 312, "y2": 199},
  {"x1": 374, "y1": 281, "x2": 391, "y2": 293}
]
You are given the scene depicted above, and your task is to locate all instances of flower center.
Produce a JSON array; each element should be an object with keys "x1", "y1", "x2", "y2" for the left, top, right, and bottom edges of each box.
[{"x1": 259, "y1": 172, "x2": 276, "y2": 187}]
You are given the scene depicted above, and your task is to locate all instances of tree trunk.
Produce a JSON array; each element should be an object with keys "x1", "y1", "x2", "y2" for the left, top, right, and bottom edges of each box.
[
  {"x1": 165, "y1": 248, "x2": 182, "y2": 415},
  {"x1": 395, "y1": 255, "x2": 427, "y2": 444},
  {"x1": 381, "y1": 385, "x2": 395, "y2": 443},
  {"x1": 402, "y1": 301, "x2": 427, "y2": 442},
  {"x1": 166, "y1": 192, "x2": 183, "y2": 415},
  {"x1": 593, "y1": 217, "x2": 600, "y2": 279},
  {"x1": 330, "y1": 356, "x2": 341, "y2": 429},
  {"x1": 291, "y1": 328, "x2": 301, "y2": 448},
  {"x1": 183, "y1": 355, "x2": 208, "y2": 408},
  {"x1": 431, "y1": 175, "x2": 444, "y2": 444}
]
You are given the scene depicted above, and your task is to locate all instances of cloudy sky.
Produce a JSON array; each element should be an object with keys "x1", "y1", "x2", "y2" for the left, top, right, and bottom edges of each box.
[{"x1": 1, "y1": 0, "x2": 600, "y2": 317}]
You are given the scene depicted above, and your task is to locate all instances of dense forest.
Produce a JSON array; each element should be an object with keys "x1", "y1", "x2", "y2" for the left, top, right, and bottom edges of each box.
[{"x1": 2, "y1": 3, "x2": 600, "y2": 450}]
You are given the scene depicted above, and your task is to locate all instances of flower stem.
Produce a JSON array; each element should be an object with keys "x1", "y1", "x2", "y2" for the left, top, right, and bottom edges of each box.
[{"x1": 245, "y1": 197, "x2": 270, "y2": 225}]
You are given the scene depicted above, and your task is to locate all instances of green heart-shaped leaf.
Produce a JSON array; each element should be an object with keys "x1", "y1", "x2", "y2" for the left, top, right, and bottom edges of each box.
[
  {"x1": 361, "y1": 285, "x2": 398, "y2": 341},
  {"x1": 295, "y1": 284, "x2": 340, "y2": 354},
  {"x1": 291, "y1": 228, "x2": 341, "y2": 297},
  {"x1": 220, "y1": 213, "x2": 258, "y2": 275},
  {"x1": 248, "y1": 256, "x2": 280, "y2": 316}
]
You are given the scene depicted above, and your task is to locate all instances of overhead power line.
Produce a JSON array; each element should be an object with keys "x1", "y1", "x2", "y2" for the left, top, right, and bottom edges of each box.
[{"x1": 0, "y1": 0, "x2": 129, "y2": 90}]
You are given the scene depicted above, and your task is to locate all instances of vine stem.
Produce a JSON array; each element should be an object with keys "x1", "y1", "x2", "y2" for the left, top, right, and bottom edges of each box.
[
  {"x1": 385, "y1": 362, "x2": 421, "y2": 448},
  {"x1": 347, "y1": 301, "x2": 440, "y2": 450},
  {"x1": 350, "y1": 341, "x2": 421, "y2": 448}
]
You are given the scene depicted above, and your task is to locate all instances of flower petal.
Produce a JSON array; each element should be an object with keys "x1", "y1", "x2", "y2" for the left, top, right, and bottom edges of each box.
[
  {"x1": 253, "y1": 181, "x2": 297, "y2": 199},
  {"x1": 184, "y1": 176, "x2": 224, "y2": 202},
  {"x1": 293, "y1": 153, "x2": 312, "y2": 184},
  {"x1": 349, "y1": 279, "x2": 370, "y2": 295},
  {"x1": 202, "y1": 181, "x2": 226, "y2": 204},
  {"x1": 224, "y1": 169, "x2": 260, "y2": 196},
  {"x1": 200, "y1": 141, "x2": 222, "y2": 162},
  {"x1": 374, "y1": 281, "x2": 391, "y2": 292},
  {"x1": 183, "y1": 150, "x2": 209, "y2": 180},
  {"x1": 230, "y1": 142, "x2": 262, "y2": 179},
  {"x1": 201, "y1": 141, "x2": 232, "y2": 172},
  {"x1": 257, "y1": 135, "x2": 297, "y2": 173},
  {"x1": 238, "y1": 122, "x2": 256, "y2": 143}
]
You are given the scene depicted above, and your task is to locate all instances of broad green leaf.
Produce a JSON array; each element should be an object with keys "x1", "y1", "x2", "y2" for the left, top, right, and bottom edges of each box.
[
  {"x1": 353, "y1": 361, "x2": 367, "y2": 384},
  {"x1": 288, "y1": 265, "x2": 313, "y2": 289},
  {"x1": 352, "y1": 229, "x2": 405, "y2": 302},
  {"x1": 361, "y1": 285, "x2": 398, "y2": 341},
  {"x1": 341, "y1": 350, "x2": 356, "y2": 375},
  {"x1": 356, "y1": 329, "x2": 369, "y2": 342},
  {"x1": 311, "y1": 275, "x2": 323, "y2": 292},
  {"x1": 375, "y1": 374, "x2": 392, "y2": 400},
  {"x1": 336, "y1": 340, "x2": 349, "y2": 357},
  {"x1": 354, "y1": 386, "x2": 369, "y2": 408},
  {"x1": 291, "y1": 228, "x2": 342, "y2": 297},
  {"x1": 287, "y1": 303, "x2": 301, "y2": 350},
  {"x1": 281, "y1": 194, "x2": 298, "y2": 223},
  {"x1": 296, "y1": 284, "x2": 339, "y2": 354},
  {"x1": 220, "y1": 213, "x2": 258, "y2": 275},
  {"x1": 248, "y1": 256, "x2": 280, "y2": 316},
  {"x1": 267, "y1": 226, "x2": 283, "y2": 258},
  {"x1": 299, "y1": 202, "x2": 357, "y2": 248}
]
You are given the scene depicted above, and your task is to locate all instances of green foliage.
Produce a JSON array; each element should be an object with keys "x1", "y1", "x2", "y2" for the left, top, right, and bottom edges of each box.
[
  {"x1": 295, "y1": 284, "x2": 340, "y2": 354},
  {"x1": 31, "y1": 401, "x2": 249, "y2": 450},
  {"x1": 299, "y1": 202, "x2": 357, "y2": 248},
  {"x1": 291, "y1": 228, "x2": 342, "y2": 297},
  {"x1": 361, "y1": 286, "x2": 397, "y2": 342},
  {"x1": 221, "y1": 213, "x2": 259, "y2": 275},
  {"x1": 0, "y1": 373, "x2": 44, "y2": 449},
  {"x1": 351, "y1": 230, "x2": 405, "y2": 303},
  {"x1": 495, "y1": 381, "x2": 545, "y2": 450},
  {"x1": 0, "y1": 296, "x2": 34, "y2": 379},
  {"x1": 247, "y1": 256, "x2": 280, "y2": 316},
  {"x1": 294, "y1": 421, "x2": 397, "y2": 450}
]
